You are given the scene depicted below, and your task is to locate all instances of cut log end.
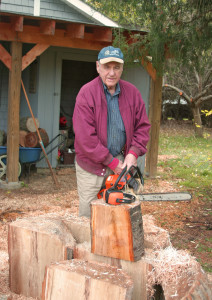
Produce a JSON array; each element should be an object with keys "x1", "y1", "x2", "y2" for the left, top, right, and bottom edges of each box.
[{"x1": 20, "y1": 117, "x2": 40, "y2": 132}]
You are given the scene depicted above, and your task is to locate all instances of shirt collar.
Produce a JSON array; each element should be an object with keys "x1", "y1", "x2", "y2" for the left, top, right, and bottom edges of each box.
[{"x1": 103, "y1": 82, "x2": 120, "y2": 96}]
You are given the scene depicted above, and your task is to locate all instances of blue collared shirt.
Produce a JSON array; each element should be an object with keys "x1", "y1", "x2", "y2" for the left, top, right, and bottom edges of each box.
[{"x1": 103, "y1": 82, "x2": 126, "y2": 157}]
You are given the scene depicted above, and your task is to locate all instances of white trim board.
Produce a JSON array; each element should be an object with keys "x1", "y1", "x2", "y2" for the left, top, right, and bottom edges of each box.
[{"x1": 34, "y1": 0, "x2": 40, "y2": 16}]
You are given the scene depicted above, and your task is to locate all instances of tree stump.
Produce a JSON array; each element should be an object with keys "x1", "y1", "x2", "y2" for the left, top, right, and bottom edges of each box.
[
  {"x1": 42, "y1": 259, "x2": 133, "y2": 300},
  {"x1": 20, "y1": 116, "x2": 40, "y2": 132},
  {"x1": 8, "y1": 216, "x2": 76, "y2": 299},
  {"x1": 91, "y1": 199, "x2": 144, "y2": 262}
]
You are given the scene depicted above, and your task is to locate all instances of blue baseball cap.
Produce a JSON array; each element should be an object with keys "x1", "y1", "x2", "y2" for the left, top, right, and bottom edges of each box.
[{"x1": 98, "y1": 46, "x2": 124, "y2": 64}]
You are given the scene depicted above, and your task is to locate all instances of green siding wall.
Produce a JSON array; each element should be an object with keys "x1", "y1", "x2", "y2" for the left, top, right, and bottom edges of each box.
[{"x1": 0, "y1": 0, "x2": 101, "y2": 25}]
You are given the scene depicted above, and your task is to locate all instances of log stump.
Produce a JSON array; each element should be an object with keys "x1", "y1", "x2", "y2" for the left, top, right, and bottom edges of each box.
[
  {"x1": 20, "y1": 116, "x2": 40, "y2": 132},
  {"x1": 19, "y1": 130, "x2": 28, "y2": 147},
  {"x1": 8, "y1": 216, "x2": 76, "y2": 299},
  {"x1": 91, "y1": 199, "x2": 144, "y2": 262},
  {"x1": 0, "y1": 129, "x2": 6, "y2": 146},
  {"x1": 24, "y1": 128, "x2": 49, "y2": 148},
  {"x1": 74, "y1": 242, "x2": 151, "y2": 300},
  {"x1": 42, "y1": 259, "x2": 133, "y2": 300}
]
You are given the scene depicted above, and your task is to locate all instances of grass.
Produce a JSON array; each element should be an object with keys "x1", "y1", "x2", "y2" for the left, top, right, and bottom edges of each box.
[
  {"x1": 158, "y1": 130, "x2": 212, "y2": 199},
  {"x1": 158, "y1": 124, "x2": 212, "y2": 273}
]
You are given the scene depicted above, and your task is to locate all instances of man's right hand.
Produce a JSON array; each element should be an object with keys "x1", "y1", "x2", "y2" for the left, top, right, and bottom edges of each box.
[{"x1": 113, "y1": 160, "x2": 124, "y2": 174}]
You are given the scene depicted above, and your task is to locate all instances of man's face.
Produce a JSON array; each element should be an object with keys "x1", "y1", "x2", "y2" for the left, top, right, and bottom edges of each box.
[{"x1": 96, "y1": 61, "x2": 123, "y2": 91}]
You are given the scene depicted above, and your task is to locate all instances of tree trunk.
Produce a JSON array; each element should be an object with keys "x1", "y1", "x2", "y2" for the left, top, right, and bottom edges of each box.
[{"x1": 192, "y1": 104, "x2": 203, "y2": 137}]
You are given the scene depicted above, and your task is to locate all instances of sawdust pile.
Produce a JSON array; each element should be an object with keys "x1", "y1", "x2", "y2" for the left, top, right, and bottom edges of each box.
[
  {"x1": 146, "y1": 246, "x2": 200, "y2": 299},
  {"x1": 143, "y1": 215, "x2": 171, "y2": 250}
]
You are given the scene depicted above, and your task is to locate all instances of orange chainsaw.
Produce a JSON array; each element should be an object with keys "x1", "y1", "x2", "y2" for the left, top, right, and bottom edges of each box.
[
  {"x1": 97, "y1": 165, "x2": 142, "y2": 205},
  {"x1": 97, "y1": 165, "x2": 192, "y2": 205}
]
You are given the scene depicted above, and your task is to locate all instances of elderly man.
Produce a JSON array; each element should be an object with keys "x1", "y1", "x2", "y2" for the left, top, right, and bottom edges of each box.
[{"x1": 73, "y1": 46, "x2": 151, "y2": 217}]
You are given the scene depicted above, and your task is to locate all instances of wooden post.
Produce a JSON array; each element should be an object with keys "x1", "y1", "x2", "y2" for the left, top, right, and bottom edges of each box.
[
  {"x1": 6, "y1": 41, "x2": 22, "y2": 182},
  {"x1": 145, "y1": 75, "x2": 163, "y2": 177}
]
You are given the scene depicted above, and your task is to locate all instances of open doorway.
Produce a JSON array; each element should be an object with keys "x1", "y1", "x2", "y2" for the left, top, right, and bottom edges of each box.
[
  {"x1": 59, "y1": 59, "x2": 97, "y2": 164},
  {"x1": 60, "y1": 60, "x2": 97, "y2": 130}
]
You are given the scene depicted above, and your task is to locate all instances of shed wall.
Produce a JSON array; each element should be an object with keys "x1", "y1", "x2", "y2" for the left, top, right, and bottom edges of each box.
[{"x1": 0, "y1": 0, "x2": 100, "y2": 24}]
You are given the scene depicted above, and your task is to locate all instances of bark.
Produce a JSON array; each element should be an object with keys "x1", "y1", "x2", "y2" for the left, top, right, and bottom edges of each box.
[{"x1": 192, "y1": 104, "x2": 203, "y2": 137}]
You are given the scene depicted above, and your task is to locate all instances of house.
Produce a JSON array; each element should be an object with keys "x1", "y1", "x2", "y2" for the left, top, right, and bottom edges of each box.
[{"x1": 0, "y1": 0, "x2": 161, "y2": 186}]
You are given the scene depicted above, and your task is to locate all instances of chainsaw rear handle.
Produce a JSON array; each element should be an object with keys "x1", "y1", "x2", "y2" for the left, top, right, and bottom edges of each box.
[
  {"x1": 113, "y1": 166, "x2": 127, "y2": 189},
  {"x1": 125, "y1": 165, "x2": 144, "y2": 187}
]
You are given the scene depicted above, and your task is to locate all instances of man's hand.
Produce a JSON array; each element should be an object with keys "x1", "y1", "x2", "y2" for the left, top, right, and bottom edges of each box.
[
  {"x1": 122, "y1": 153, "x2": 137, "y2": 170},
  {"x1": 113, "y1": 160, "x2": 124, "y2": 174}
]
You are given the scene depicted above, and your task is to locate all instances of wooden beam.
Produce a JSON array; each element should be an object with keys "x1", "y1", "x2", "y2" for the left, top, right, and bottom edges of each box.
[
  {"x1": 0, "y1": 43, "x2": 49, "y2": 71},
  {"x1": 145, "y1": 75, "x2": 163, "y2": 177},
  {"x1": 0, "y1": 44, "x2": 12, "y2": 70},
  {"x1": 93, "y1": 27, "x2": 112, "y2": 42},
  {"x1": 7, "y1": 41, "x2": 22, "y2": 183},
  {"x1": 0, "y1": 23, "x2": 109, "y2": 50},
  {"x1": 40, "y1": 20, "x2": 56, "y2": 35},
  {"x1": 22, "y1": 43, "x2": 49, "y2": 70},
  {"x1": 10, "y1": 16, "x2": 23, "y2": 32},
  {"x1": 141, "y1": 58, "x2": 156, "y2": 81},
  {"x1": 66, "y1": 23, "x2": 85, "y2": 39}
]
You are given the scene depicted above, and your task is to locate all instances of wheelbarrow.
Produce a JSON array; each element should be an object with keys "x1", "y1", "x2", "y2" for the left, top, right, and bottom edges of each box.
[{"x1": 0, "y1": 133, "x2": 67, "y2": 181}]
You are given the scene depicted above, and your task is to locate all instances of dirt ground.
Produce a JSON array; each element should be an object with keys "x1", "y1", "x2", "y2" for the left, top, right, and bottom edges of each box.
[{"x1": 0, "y1": 123, "x2": 211, "y2": 299}]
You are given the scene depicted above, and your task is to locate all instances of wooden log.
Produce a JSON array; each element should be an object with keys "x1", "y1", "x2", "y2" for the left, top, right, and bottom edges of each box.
[
  {"x1": 8, "y1": 216, "x2": 76, "y2": 299},
  {"x1": 91, "y1": 199, "x2": 144, "y2": 262},
  {"x1": 0, "y1": 129, "x2": 6, "y2": 146},
  {"x1": 42, "y1": 259, "x2": 133, "y2": 300},
  {"x1": 20, "y1": 116, "x2": 40, "y2": 132},
  {"x1": 74, "y1": 242, "x2": 152, "y2": 300},
  {"x1": 19, "y1": 130, "x2": 28, "y2": 147},
  {"x1": 24, "y1": 128, "x2": 49, "y2": 148}
]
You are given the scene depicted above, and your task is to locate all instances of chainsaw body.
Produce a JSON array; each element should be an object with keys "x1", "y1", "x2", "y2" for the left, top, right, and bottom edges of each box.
[{"x1": 98, "y1": 165, "x2": 142, "y2": 205}]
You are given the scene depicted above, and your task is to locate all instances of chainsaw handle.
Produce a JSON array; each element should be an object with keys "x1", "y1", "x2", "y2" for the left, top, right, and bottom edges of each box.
[
  {"x1": 113, "y1": 166, "x2": 127, "y2": 189},
  {"x1": 124, "y1": 165, "x2": 144, "y2": 186}
]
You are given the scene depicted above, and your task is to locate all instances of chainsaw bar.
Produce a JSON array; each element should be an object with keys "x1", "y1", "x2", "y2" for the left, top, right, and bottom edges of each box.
[{"x1": 138, "y1": 192, "x2": 192, "y2": 202}]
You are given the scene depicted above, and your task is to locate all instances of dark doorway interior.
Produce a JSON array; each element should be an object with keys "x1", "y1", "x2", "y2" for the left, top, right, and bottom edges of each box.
[{"x1": 60, "y1": 60, "x2": 98, "y2": 130}]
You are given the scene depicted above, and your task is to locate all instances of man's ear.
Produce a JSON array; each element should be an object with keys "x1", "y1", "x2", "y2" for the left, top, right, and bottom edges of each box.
[{"x1": 96, "y1": 61, "x2": 100, "y2": 74}]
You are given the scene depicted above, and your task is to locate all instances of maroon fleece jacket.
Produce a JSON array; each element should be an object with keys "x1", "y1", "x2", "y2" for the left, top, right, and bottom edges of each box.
[{"x1": 73, "y1": 76, "x2": 151, "y2": 176}]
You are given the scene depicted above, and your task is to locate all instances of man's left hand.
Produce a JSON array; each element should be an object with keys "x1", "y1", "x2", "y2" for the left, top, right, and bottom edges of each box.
[{"x1": 122, "y1": 153, "x2": 137, "y2": 170}]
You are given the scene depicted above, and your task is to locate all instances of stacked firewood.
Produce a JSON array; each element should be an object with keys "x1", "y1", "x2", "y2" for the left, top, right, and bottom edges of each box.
[{"x1": 19, "y1": 117, "x2": 49, "y2": 148}]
